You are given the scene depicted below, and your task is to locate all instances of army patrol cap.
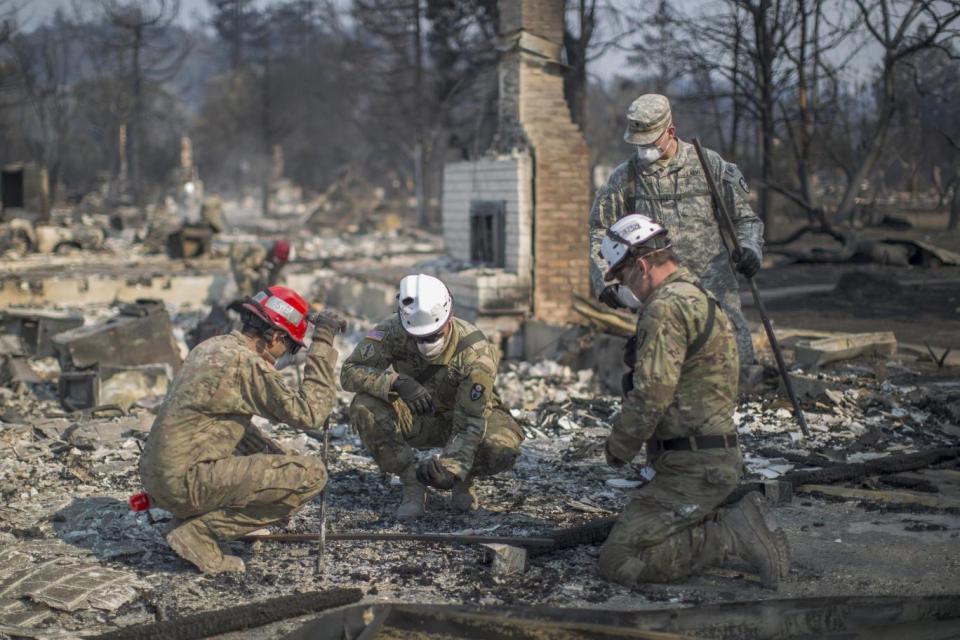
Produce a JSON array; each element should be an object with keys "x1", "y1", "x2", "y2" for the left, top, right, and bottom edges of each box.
[{"x1": 624, "y1": 94, "x2": 672, "y2": 145}]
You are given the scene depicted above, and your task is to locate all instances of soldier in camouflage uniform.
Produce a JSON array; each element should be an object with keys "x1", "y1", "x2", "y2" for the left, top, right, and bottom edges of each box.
[
  {"x1": 230, "y1": 240, "x2": 292, "y2": 300},
  {"x1": 200, "y1": 195, "x2": 224, "y2": 233},
  {"x1": 589, "y1": 94, "x2": 764, "y2": 375},
  {"x1": 597, "y1": 215, "x2": 789, "y2": 588},
  {"x1": 342, "y1": 274, "x2": 524, "y2": 518},
  {"x1": 140, "y1": 285, "x2": 345, "y2": 574}
]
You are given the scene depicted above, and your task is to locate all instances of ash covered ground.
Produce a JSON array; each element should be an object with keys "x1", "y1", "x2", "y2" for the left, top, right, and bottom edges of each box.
[{"x1": 2, "y1": 304, "x2": 959, "y2": 638}]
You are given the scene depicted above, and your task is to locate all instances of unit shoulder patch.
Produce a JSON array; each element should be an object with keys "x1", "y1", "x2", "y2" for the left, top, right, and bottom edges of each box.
[
  {"x1": 721, "y1": 162, "x2": 739, "y2": 183},
  {"x1": 470, "y1": 383, "x2": 485, "y2": 401},
  {"x1": 359, "y1": 342, "x2": 377, "y2": 360}
]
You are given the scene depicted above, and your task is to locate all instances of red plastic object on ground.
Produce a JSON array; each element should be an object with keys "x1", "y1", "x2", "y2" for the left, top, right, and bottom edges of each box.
[{"x1": 128, "y1": 491, "x2": 151, "y2": 512}]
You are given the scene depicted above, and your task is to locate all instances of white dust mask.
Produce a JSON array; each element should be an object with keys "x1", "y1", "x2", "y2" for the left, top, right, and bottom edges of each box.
[
  {"x1": 274, "y1": 352, "x2": 296, "y2": 370},
  {"x1": 417, "y1": 333, "x2": 448, "y2": 359},
  {"x1": 616, "y1": 284, "x2": 642, "y2": 311},
  {"x1": 636, "y1": 144, "x2": 662, "y2": 165}
]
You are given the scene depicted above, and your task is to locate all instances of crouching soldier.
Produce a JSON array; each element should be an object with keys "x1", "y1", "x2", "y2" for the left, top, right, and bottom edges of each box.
[
  {"x1": 139, "y1": 285, "x2": 345, "y2": 573},
  {"x1": 597, "y1": 215, "x2": 789, "y2": 588},
  {"x1": 342, "y1": 274, "x2": 524, "y2": 518}
]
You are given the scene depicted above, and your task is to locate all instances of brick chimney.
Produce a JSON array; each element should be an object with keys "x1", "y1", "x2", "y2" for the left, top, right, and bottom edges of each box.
[{"x1": 495, "y1": 0, "x2": 591, "y2": 324}]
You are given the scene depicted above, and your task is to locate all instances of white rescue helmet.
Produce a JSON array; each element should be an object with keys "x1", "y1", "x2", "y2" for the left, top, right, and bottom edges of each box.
[
  {"x1": 601, "y1": 214, "x2": 670, "y2": 281},
  {"x1": 397, "y1": 274, "x2": 453, "y2": 337}
]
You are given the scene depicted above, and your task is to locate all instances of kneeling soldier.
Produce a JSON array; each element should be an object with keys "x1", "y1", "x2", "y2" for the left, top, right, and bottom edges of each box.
[
  {"x1": 597, "y1": 214, "x2": 789, "y2": 588},
  {"x1": 139, "y1": 285, "x2": 345, "y2": 573},
  {"x1": 342, "y1": 274, "x2": 524, "y2": 518}
]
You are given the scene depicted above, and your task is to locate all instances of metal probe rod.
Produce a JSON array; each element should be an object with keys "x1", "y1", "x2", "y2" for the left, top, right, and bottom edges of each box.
[{"x1": 691, "y1": 137, "x2": 810, "y2": 437}]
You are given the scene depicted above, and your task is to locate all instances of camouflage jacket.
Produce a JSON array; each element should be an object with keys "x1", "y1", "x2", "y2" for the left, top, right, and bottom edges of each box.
[
  {"x1": 607, "y1": 267, "x2": 739, "y2": 462},
  {"x1": 341, "y1": 316, "x2": 499, "y2": 478},
  {"x1": 230, "y1": 243, "x2": 285, "y2": 299},
  {"x1": 140, "y1": 330, "x2": 338, "y2": 492},
  {"x1": 589, "y1": 140, "x2": 764, "y2": 297}
]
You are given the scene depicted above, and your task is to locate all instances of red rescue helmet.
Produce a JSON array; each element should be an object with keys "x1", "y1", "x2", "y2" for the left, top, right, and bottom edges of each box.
[
  {"x1": 242, "y1": 285, "x2": 309, "y2": 347},
  {"x1": 273, "y1": 240, "x2": 291, "y2": 263}
]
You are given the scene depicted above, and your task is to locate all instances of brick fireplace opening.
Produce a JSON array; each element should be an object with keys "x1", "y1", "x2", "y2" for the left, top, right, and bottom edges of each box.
[{"x1": 436, "y1": 0, "x2": 591, "y2": 328}]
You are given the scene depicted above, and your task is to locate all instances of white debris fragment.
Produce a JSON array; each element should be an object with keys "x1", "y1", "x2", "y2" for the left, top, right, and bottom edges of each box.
[{"x1": 606, "y1": 478, "x2": 643, "y2": 489}]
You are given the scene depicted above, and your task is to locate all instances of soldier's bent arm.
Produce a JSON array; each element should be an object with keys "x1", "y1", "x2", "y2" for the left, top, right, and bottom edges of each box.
[
  {"x1": 443, "y1": 346, "x2": 498, "y2": 480},
  {"x1": 716, "y1": 155, "x2": 764, "y2": 260},
  {"x1": 607, "y1": 298, "x2": 688, "y2": 462},
  {"x1": 340, "y1": 323, "x2": 399, "y2": 401},
  {"x1": 237, "y1": 340, "x2": 339, "y2": 430},
  {"x1": 588, "y1": 168, "x2": 630, "y2": 297}
]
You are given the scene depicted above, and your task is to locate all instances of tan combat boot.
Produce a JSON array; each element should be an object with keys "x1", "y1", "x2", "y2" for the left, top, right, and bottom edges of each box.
[
  {"x1": 714, "y1": 491, "x2": 790, "y2": 588},
  {"x1": 166, "y1": 518, "x2": 245, "y2": 574},
  {"x1": 396, "y1": 465, "x2": 426, "y2": 519},
  {"x1": 451, "y1": 478, "x2": 479, "y2": 513}
]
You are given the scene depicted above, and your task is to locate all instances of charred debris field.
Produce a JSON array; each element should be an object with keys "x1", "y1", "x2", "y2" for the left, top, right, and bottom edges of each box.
[{"x1": 1, "y1": 285, "x2": 959, "y2": 637}]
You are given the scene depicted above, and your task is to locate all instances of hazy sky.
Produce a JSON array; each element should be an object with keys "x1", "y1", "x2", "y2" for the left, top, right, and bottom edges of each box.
[
  {"x1": 23, "y1": 0, "x2": 875, "y2": 84},
  {"x1": 24, "y1": 0, "x2": 214, "y2": 26}
]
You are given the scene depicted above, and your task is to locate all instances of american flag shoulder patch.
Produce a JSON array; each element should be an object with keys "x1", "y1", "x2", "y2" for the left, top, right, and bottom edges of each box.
[{"x1": 366, "y1": 329, "x2": 385, "y2": 342}]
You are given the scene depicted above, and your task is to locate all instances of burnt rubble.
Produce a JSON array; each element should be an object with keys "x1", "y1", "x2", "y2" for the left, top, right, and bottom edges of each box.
[
  {"x1": 0, "y1": 209, "x2": 958, "y2": 637},
  {"x1": 0, "y1": 298, "x2": 958, "y2": 636}
]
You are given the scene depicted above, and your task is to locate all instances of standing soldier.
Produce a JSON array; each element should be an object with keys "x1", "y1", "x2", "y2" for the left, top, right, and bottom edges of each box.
[
  {"x1": 230, "y1": 240, "x2": 293, "y2": 300},
  {"x1": 342, "y1": 274, "x2": 524, "y2": 518},
  {"x1": 589, "y1": 94, "x2": 764, "y2": 378},
  {"x1": 597, "y1": 215, "x2": 789, "y2": 589},
  {"x1": 140, "y1": 285, "x2": 345, "y2": 574}
]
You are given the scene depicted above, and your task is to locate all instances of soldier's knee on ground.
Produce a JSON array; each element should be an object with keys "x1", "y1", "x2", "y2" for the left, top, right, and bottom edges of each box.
[
  {"x1": 598, "y1": 541, "x2": 646, "y2": 587},
  {"x1": 599, "y1": 539, "x2": 691, "y2": 586}
]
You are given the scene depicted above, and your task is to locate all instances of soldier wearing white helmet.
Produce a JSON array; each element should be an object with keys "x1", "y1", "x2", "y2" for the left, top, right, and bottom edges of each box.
[
  {"x1": 595, "y1": 214, "x2": 789, "y2": 590},
  {"x1": 341, "y1": 274, "x2": 524, "y2": 518},
  {"x1": 589, "y1": 93, "x2": 765, "y2": 381}
]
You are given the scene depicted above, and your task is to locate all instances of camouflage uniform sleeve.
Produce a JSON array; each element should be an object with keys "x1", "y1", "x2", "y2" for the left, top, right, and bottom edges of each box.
[
  {"x1": 589, "y1": 164, "x2": 631, "y2": 297},
  {"x1": 237, "y1": 340, "x2": 339, "y2": 430},
  {"x1": 339, "y1": 322, "x2": 399, "y2": 401},
  {"x1": 718, "y1": 158, "x2": 764, "y2": 260},
  {"x1": 442, "y1": 343, "x2": 498, "y2": 480},
  {"x1": 607, "y1": 297, "x2": 688, "y2": 462}
]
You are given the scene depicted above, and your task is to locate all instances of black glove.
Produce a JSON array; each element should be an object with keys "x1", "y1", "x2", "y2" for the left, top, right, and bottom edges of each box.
[
  {"x1": 308, "y1": 310, "x2": 347, "y2": 345},
  {"x1": 621, "y1": 369, "x2": 635, "y2": 396},
  {"x1": 605, "y1": 441, "x2": 628, "y2": 468},
  {"x1": 416, "y1": 456, "x2": 456, "y2": 490},
  {"x1": 623, "y1": 335, "x2": 638, "y2": 368},
  {"x1": 731, "y1": 247, "x2": 761, "y2": 278},
  {"x1": 599, "y1": 285, "x2": 625, "y2": 310},
  {"x1": 393, "y1": 374, "x2": 436, "y2": 416}
]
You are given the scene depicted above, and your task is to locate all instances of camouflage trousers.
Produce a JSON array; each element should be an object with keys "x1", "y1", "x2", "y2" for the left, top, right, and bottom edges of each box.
[
  {"x1": 598, "y1": 448, "x2": 741, "y2": 586},
  {"x1": 145, "y1": 454, "x2": 326, "y2": 541},
  {"x1": 348, "y1": 393, "x2": 523, "y2": 477}
]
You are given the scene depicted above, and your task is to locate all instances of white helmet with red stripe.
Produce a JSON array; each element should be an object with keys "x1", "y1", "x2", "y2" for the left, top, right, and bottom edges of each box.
[{"x1": 397, "y1": 274, "x2": 452, "y2": 337}]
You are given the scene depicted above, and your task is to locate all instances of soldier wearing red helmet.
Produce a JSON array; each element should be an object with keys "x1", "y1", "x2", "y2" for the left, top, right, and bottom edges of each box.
[{"x1": 139, "y1": 285, "x2": 346, "y2": 574}]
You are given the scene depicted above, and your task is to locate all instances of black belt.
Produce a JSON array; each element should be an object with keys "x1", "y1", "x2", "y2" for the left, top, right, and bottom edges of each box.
[{"x1": 650, "y1": 434, "x2": 738, "y2": 452}]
